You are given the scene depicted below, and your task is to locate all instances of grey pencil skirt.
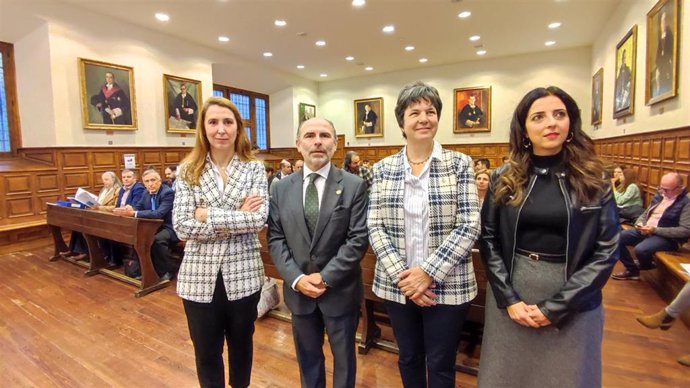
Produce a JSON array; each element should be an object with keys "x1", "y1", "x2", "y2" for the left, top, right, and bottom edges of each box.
[{"x1": 477, "y1": 253, "x2": 604, "y2": 388}]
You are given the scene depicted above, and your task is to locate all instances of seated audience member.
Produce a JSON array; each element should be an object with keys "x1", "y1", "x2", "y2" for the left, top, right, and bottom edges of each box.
[
  {"x1": 265, "y1": 165, "x2": 276, "y2": 186},
  {"x1": 293, "y1": 159, "x2": 304, "y2": 173},
  {"x1": 68, "y1": 171, "x2": 122, "y2": 255},
  {"x1": 98, "y1": 169, "x2": 146, "y2": 265},
  {"x1": 611, "y1": 166, "x2": 644, "y2": 222},
  {"x1": 114, "y1": 169, "x2": 177, "y2": 280},
  {"x1": 343, "y1": 150, "x2": 373, "y2": 190},
  {"x1": 476, "y1": 170, "x2": 490, "y2": 209},
  {"x1": 501, "y1": 155, "x2": 509, "y2": 166},
  {"x1": 474, "y1": 158, "x2": 490, "y2": 173},
  {"x1": 636, "y1": 280, "x2": 690, "y2": 366},
  {"x1": 612, "y1": 172, "x2": 690, "y2": 280},
  {"x1": 164, "y1": 165, "x2": 178, "y2": 190}
]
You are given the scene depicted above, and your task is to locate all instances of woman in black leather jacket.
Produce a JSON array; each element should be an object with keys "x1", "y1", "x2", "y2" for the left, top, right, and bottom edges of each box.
[{"x1": 477, "y1": 86, "x2": 619, "y2": 388}]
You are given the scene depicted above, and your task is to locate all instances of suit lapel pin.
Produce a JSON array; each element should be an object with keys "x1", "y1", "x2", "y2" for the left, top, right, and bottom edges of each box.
[{"x1": 336, "y1": 187, "x2": 342, "y2": 195}]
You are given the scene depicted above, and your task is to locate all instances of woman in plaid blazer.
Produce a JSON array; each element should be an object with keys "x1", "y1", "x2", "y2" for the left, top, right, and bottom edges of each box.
[
  {"x1": 368, "y1": 82, "x2": 481, "y2": 388},
  {"x1": 172, "y1": 97, "x2": 268, "y2": 388}
]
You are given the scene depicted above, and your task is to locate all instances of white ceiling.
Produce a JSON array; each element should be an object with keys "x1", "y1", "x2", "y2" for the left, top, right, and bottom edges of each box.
[{"x1": 58, "y1": 0, "x2": 622, "y2": 81}]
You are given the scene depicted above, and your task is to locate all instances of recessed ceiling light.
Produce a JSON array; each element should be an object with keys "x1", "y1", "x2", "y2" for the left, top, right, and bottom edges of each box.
[
  {"x1": 548, "y1": 22, "x2": 562, "y2": 29},
  {"x1": 263, "y1": 52, "x2": 273, "y2": 57},
  {"x1": 419, "y1": 58, "x2": 428, "y2": 63},
  {"x1": 155, "y1": 13, "x2": 170, "y2": 22},
  {"x1": 458, "y1": 11, "x2": 471, "y2": 18},
  {"x1": 320, "y1": 73, "x2": 328, "y2": 78},
  {"x1": 274, "y1": 19, "x2": 287, "y2": 27},
  {"x1": 345, "y1": 56, "x2": 355, "y2": 61},
  {"x1": 218, "y1": 36, "x2": 230, "y2": 42},
  {"x1": 296, "y1": 65, "x2": 305, "y2": 69},
  {"x1": 404, "y1": 46, "x2": 415, "y2": 51},
  {"x1": 352, "y1": 0, "x2": 366, "y2": 7},
  {"x1": 382, "y1": 25, "x2": 395, "y2": 33},
  {"x1": 315, "y1": 40, "x2": 326, "y2": 47},
  {"x1": 469, "y1": 35, "x2": 481, "y2": 41},
  {"x1": 365, "y1": 66, "x2": 374, "y2": 71},
  {"x1": 545, "y1": 41, "x2": 556, "y2": 46},
  {"x1": 476, "y1": 49, "x2": 487, "y2": 55}
]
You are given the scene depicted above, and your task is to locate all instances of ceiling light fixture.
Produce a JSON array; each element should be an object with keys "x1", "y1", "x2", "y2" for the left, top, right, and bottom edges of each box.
[
  {"x1": 404, "y1": 46, "x2": 415, "y2": 51},
  {"x1": 315, "y1": 40, "x2": 326, "y2": 47},
  {"x1": 155, "y1": 13, "x2": 170, "y2": 22},
  {"x1": 320, "y1": 73, "x2": 328, "y2": 78},
  {"x1": 545, "y1": 41, "x2": 556, "y2": 46},
  {"x1": 263, "y1": 52, "x2": 273, "y2": 57},
  {"x1": 218, "y1": 36, "x2": 230, "y2": 42},
  {"x1": 469, "y1": 35, "x2": 480, "y2": 41},
  {"x1": 352, "y1": 0, "x2": 366, "y2": 7},
  {"x1": 296, "y1": 65, "x2": 305, "y2": 69},
  {"x1": 419, "y1": 58, "x2": 428, "y2": 63},
  {"x1": 365, "y1": 66, "x2": 373, "y2": 71},
  {"x1": 476, "y1": 49, "x2": 487, "y2": 55},
  {"x1": 274, "y1": 19, "x2": 287, "y2": 27},
  {"x1": 458, "y1": 11, "x2": 471, "y2": 18},
  {"x1": 345, "y1": 56, "x2": 355, "y2": 61},
  {"x1": 548, "y1": 22, "x2": 562, "y2": 29},
  {"x1": 382, "y1": 25, "x2": 395, "y2": 33}
]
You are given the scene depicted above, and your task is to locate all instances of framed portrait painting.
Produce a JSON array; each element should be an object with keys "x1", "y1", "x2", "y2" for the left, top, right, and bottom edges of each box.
[
  {"x1": 591, "y1": 68, "x2": 603, "y2": 126},
  {"x1": 164, "y1": 74, "x2": 202, "y2": 133},
  {"x1": 79, "y1": 58, "x2": 137, "y2": 130},
  {"x1": 354, "y1": 97, "x2": 383, "y2": 138},
  {"x1": 454, "y1": 86, "x2": 491, "y2": 133},
  {"x1": 298, "y1": 103, "x2": 316, "y2": 127},
  {"x1": 645, "y1": 0, "x2": 680, "y2": 105},
  {"x1": 613, "y1": 25, "x2": 637, "y2": 119}
]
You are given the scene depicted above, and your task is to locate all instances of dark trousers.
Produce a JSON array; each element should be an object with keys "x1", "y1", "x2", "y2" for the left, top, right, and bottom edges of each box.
[
  {"x1": 151, "y1": 229, "x2": 174, "y2": 276},
  {"x1": 182, "y1": 273, "x2": 260, "y2": 388},
  {"x1": 619, "y1": 228, "x2": 679, "y2": 272},
  {"x1": 384, "y1": 300, "x2": 470, "y2": 388},
  {"x1": 291, "y1": 306, "x2": 358, "y2": 388}
]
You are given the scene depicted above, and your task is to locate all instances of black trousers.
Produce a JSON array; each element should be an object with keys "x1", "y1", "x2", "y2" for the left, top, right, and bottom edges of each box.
[
  {"x1": 151, "y1": 229, "x2": 174, "y2": 276},
  {"x1": 384, "y1": 300, "x2": 470, "y2": 388},
  {"x1": 183, "y1": 273, "x2": 260, "y2": 388}
]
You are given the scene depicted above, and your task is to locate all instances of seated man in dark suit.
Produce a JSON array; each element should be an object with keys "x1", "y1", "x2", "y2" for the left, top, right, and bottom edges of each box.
[
  {"x1": 114, "y1": 169, "x2": 177, "y2": 280},
  {"x1": 98, "y1": 169, "x2": 146, "y2": 265}
]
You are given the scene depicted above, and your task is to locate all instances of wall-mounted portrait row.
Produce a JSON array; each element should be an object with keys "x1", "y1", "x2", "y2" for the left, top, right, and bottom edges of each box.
[{"x1": 78, "y1": 58, "x2": 201, "y2": 134}]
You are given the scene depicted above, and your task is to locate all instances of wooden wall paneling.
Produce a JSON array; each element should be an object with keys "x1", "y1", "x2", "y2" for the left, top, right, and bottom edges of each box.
[
  {"x1": 20, "y1": 149, "x2": 56, "y2": 165},
  {"x1": 60, "y1": 151, "x2": 89, "y2": 169},
  {"x1": 5, "y1": 175, "x2": 32, "y2": 195},
  {"x1": 63, "y1": 172, "x2": 91, "y2": 190},
  {"x1": 36, "y1": 194, "x2": 60, "y2": 215},
  {"x1": 662, "y1": 139, "x2": 675, "y2": 163},
  {"x1": 36, "y1": 174, "x2": 59, "y2": 193},
  {"x1": 640, "y1": 140, "x2": 650, "y2": 160},
  {"x1": 142, "y1": 151, "x2": 162, "y2": 166},
  {"x1": 650, "y1": 140, "x2": 662, "y2": 162},
  {"x1": 7, "y1": 197, "x2": 34, "y2": 218},
  {"x1": 676, "y1": 136, "x2": 690, "y2": 166},
  {"x1": 625, "y1": 141, "x2": 634, "y2": 159},
  {"x1": 92, "y1": 151, "x2": 118, "y2": 168}
]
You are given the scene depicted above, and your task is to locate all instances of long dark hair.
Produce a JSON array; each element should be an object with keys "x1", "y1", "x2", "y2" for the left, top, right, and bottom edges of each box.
[{"x1": 494, "y1": 86, "x2": 605, "y2": 206}]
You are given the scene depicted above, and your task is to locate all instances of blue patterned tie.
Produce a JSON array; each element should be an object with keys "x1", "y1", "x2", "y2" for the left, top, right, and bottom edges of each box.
[
  {"x1": 304, "y1": 173, "x2": 319, "y2": 237},
  {"x1": 151, "y1": 195, "x2": 156, "y2": 211}
]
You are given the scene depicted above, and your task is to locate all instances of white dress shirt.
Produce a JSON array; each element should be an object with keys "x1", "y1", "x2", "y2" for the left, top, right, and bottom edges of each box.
[
  {"x1": 292, "y1": 162, "x2": 331, "y2": 290},
  {"x1": 403, "y1": 141, "x2": 443, "y2": 268}
]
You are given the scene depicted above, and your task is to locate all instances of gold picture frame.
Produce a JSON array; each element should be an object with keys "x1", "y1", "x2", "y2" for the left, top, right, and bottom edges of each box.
[
  {"x1": 164, "y1": 74, "x2": 202, "y2": 134},
  {"x1": 645, "y1": 0, "x2": 680, "y2": 105},
  {"x1": 354, "y1": 97, "x2": 383, "y2": 138},
  {"x1": 298, "y1": 102, "x2": 316, "y2": 128},
  {"x1": 613, "y1": 25, "x2": 637, "y2": 119},
  {"x1": 591, "y1": 68, "x2": 604, "y2": 126},
  {"x1": 454, "y1": 86, "x2": 491, "y2": 133},
  {"x1": 79, "y1": 58, "x2": 137, "y2": 130}
]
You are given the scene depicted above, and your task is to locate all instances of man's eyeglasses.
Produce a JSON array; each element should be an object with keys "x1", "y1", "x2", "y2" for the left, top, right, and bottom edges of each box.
[{"x1": 658, "y1": 186, "x2": 682, "y2": 194}]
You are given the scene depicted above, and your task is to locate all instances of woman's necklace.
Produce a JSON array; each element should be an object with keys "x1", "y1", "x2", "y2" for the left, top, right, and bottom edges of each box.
[{"x1": 407, "y1": 154, "x2": 430, "y2": 166}]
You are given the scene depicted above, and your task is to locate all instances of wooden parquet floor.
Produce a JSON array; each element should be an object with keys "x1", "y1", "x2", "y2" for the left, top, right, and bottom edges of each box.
[{"x1": 1, "y1": 243, "x2": 688, "y2": 387}]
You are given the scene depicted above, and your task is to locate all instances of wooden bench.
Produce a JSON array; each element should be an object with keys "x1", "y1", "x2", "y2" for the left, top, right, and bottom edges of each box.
[{"x1": 650, "y1": 244, "x2": 690, "y2": 328}]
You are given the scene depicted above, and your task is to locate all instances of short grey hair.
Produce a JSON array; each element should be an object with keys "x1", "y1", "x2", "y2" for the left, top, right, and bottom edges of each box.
[
  {"x1": 394, "y1": 81, "x2": 443, "y2": 129},
  {"x1": 296, "y1": 117, "x2": 337, "y2": 139},
  {"x1": 142, "y1": 169, "x2": 161, "y2": 180}
]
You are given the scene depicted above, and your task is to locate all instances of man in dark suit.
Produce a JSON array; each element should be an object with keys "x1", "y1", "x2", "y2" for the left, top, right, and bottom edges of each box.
[
  {"x1": 268, "y1": 118, "x2": 369, "y2": 388},
  {"x1": 114, "y1": 169, "x2": 177, "y2": 280},
  {"x1": 361, "y1": 104, "x2": 377, "y2": 134}
]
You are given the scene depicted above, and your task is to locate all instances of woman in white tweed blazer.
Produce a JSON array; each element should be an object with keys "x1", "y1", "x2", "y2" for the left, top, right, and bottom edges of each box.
[
  {"x1": 368, "y1": 82, "x2": 481, "y2": 388},
  {"x1": 172, "y1": 97, "x2": 268, "y2": 388}
]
